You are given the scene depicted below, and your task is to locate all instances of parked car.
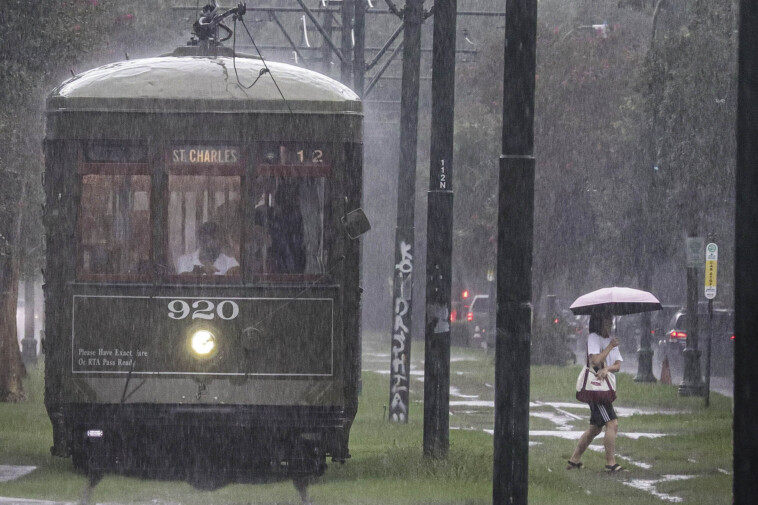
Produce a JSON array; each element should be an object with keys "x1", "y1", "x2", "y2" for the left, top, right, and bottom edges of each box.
[
  {"x1": 657, "y1": 308, "x2": 734, "y2": 375},
  {"x1": 450, "y1": 300, "x2": 469, "y2": 346},
  {"x1": 614, "y1": 304, "x2": 681, "y2": 356},
  {"x1": 465, "y1": 294, "x2": 494, "y2": 348},
  {"x1": 650, "y1": 304, "x2": 682, "y2": 343}
]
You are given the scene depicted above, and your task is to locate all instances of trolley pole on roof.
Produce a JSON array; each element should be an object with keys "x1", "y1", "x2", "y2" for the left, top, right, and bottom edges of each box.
[
  {"x1": 388, "y1": 0, "x2": 424, "y2": 423},
  {"x1": 423, "y1": 0, "x2": 456, "y2": 458},
  {"x1": 493, "y1": 1, "x2": 536, "y2": 503},
  {"x1": 734, "y1": 2, "x2": 758, "y2": 502}
]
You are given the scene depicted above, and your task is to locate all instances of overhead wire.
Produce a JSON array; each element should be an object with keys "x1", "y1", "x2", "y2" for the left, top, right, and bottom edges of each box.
[{"x1": 231, "y1": 15, "x2": 294, "y2": 114}]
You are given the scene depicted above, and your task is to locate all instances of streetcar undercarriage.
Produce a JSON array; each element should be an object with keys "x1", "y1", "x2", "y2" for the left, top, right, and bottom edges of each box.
[{"x1": 65, "y1": 404, "x2": 350, "y2": 482}]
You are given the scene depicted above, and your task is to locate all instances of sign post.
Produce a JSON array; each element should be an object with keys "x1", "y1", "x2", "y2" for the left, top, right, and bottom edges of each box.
[
  {"x1": 680, "y1": 234, "x2": 705, "y2": 396},
  {"x1": 704, "y1": 243, "x2": 718, "y2": 299},
  {"x1": 704, "y1": 242, "x2": 718, "y2": 407}
]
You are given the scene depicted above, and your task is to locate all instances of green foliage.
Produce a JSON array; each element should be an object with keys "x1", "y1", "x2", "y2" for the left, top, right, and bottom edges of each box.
[
  {"x1": 640, "y1": 0, "x2": 737, "y2": 303},
  {"x1": 0, "y1": 0, "x2": 181, "y2": 278},
  {"x1": 449, "y1": 0, "x2": 737, "y2": 312},
  {"x1": 531, "y1": 318, "x2": 575, "y2": 365}
]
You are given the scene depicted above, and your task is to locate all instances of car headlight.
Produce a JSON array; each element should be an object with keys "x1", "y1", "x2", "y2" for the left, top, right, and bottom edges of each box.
[{"x1": 190, "y1": 329, "x2": 217, "y2": 358}]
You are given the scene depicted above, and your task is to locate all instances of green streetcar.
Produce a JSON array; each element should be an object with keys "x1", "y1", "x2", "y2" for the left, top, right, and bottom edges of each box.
[{"x1": 43, "y1": 5, "x2": 366, "y2": 485}]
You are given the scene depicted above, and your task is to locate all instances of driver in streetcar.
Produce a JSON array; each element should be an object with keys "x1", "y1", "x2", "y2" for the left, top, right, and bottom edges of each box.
[{"x1": 176, "y1": 221, "x2": 239, "y2": 275}]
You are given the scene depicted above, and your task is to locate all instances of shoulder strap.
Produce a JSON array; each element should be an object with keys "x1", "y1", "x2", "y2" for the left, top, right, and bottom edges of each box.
[{"x1": 587, "y1": 339, "x2": 605, "y2": 370}]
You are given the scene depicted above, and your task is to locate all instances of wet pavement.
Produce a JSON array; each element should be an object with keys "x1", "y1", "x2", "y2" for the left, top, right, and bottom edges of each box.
[
  {"x1": 0, "y1": 499, "x2": 74, "y2": 505},
  {"x1": 0, "y1": 466, "x2": 36, "y2": 483}
]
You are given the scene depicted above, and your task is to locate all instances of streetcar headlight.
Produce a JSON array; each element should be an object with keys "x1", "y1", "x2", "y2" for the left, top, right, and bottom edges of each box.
[{"x1": 190, "y1": 329, "x2": 217, "y2": 357}]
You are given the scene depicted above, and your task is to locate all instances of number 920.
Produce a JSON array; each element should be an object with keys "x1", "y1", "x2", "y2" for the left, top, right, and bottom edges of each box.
[{"x1": 168, "y1": 299, "x2": 239, "y2": 320}]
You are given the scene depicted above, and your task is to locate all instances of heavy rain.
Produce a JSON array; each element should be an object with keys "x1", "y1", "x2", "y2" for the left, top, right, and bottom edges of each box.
[{"x1": 0, "y1": 0, "x2": 755, "y2": 504}]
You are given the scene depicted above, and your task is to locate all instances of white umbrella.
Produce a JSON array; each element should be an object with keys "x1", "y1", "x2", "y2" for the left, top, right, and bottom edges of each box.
[{"x1": 569, "y1": 287, "x2": 662, "y2": 316}]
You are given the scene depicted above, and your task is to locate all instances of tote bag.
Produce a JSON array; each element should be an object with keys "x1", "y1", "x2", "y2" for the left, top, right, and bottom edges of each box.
[{"x1": 575, "y1": 355, "x2": 616, "y2": 404}]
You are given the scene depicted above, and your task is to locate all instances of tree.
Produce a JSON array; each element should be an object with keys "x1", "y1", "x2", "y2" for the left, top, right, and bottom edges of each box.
[
  {"x1": 448, "y1": 0, "x2": 737, "y2": 316},
  {"x1": 0, "y1": 171, "x2": 25, "y2": 401},
  {"x1": 451, "y1": 0, "x2": 656, "y2": 309},
  {"x1": 0, "y1": 0, "x2": 180, "y2": 401},
  {"x1": 639, "y1": 0, "x2": 737, "y2": 304}
]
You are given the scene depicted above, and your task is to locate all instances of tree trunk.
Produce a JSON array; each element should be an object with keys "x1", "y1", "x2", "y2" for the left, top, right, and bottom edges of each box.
[{"x1": 0, "y1": 170, "x2": 26, "y2": 402}]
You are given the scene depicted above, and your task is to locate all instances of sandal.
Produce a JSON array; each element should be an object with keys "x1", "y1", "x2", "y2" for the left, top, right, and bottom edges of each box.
[
  {"x1": 566, "y1": 460, "x2": 583, "y2": 470},
  {"x1": 605, "y1": 464, "x2": 624, "y2": 473}
]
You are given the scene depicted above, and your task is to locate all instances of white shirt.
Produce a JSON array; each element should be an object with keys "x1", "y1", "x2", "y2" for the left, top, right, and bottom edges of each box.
[
  {"x1": 587, "y1": 332, "x2": 623, "y2": 369},
  {"x1": 176, "y1": 250, "x2": 239, "y2": 275}
]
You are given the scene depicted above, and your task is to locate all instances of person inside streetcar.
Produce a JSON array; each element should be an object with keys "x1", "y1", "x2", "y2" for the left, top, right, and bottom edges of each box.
[{"x1": 176, "y1": 221, "x2": 239, "y2": 275}]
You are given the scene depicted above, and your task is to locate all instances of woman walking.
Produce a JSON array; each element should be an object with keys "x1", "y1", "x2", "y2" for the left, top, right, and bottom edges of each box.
[{"x1": 567, "y1": 311, "x2": 624, "y2": 472}]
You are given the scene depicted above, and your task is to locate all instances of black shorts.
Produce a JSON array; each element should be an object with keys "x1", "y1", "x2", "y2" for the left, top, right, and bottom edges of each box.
[{"x1": 589, "y1": 402, "x2": 617, "y2": 427}]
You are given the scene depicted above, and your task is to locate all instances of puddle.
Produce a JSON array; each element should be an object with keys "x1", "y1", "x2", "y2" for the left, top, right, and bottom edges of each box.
[
  {"x1": 530, "y1": 402, "x2": 688, "y2": 417},
  {"x1": 0, "y1": 465, "x2": 36, "y2": 483},
  {"x1": 0, "y1": 499, "x2": 75, "y2": 505},
  {"x1": 450, "y1": 386, "x2": 479, "y2": 399},
  {"x1": 530, "y1": 411, "x2": 576, "y2": 431},
  {"x1": 529, "y1": 430, "x2": 666, "y2": 440},
  {"x1": 623, "y1": 474, "x2": 694, "y2": 503},
  {"x1": 451, "y1": 356, "x2": 480, "y2": 362},
  {"x1": 586, "y1": 446, "x2": 652, "y2": 469},
  {"x1": 363, "y1": 352, "x2": 390, "y2": 358},
  {"x1": 450, "y1": 400, "x2": 494, "y2": 408},
  {"x1": 621, "y1": 432, "x2": 667, "y2": 440}
]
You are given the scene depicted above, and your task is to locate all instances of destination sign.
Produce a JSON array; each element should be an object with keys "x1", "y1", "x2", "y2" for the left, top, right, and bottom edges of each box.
[{"x1": 171, "y1": 146, "x2": 240, "y2": 165}]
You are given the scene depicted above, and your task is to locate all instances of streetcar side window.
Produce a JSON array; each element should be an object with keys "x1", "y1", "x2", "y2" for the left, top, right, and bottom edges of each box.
[
  {"x1": 252, "y1": 176, "x2": 327, "y2": 275},
  {"x1": 78, "y1": 174, "x2": 151, "y2": 278},
  {"x1": 168, "y1": 175, "x2": 241, "y2": 277}
]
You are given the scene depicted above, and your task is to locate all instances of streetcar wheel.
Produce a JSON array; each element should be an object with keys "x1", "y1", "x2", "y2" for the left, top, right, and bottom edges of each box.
[{"x1": 71, "y1": 448, "x2": 88, "y2": 474}]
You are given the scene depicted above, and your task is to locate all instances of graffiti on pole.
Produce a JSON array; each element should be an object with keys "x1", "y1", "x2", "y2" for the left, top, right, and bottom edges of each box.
[{"x1": 389, "y1": 240, "x2": 413, "y2": 422}]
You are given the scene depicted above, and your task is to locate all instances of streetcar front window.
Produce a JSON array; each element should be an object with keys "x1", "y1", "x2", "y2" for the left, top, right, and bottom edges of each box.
[
  {"x1": 168, "y1": 175, "x2": 241, "y2": 277},
  {"x1": 78, "y1": 174, "x2": 151, "y2": 278}
]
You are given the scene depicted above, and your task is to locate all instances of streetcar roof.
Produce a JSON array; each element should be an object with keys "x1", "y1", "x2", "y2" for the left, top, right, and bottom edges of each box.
[{"x1": 47, "y1": 52, "x2": 361, "y2": 114}]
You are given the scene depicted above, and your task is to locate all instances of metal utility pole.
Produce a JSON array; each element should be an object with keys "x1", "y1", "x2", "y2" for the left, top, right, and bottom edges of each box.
[
  {"x1": 734, "y1": 1, "x2": 758, "y2": 502},
  {"x1": 493, "y1": 0, "x2": 536, "y2": 504},
  {"x1": 388, "y1": 0, "x2": 424, "y2": 423},
  {"x1": 340, "y1": 0, "x2": 355, "y2": 84},
  {"x1": 679, "y1": 230, "x2": 704, "y2": 396},
  {"x1": 353, "y1": 0, "x2": 366, "y2": 95},
  {"x1": 423, "y1": 0, "x2": 456, "y2": 458}
]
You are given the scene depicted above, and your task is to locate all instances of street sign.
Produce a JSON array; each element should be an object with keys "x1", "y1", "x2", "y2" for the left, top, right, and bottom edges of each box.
[
  {"x1": 704, "y1": 242, "x2": 718, "y2": 299},
  {"x1": 686, "y1": 237, "x2": 705, "y2": 268}
]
